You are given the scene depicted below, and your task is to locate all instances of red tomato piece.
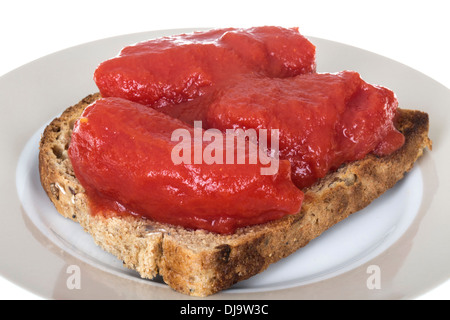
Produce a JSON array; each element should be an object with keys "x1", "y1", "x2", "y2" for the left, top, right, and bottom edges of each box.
[
  {"x1": 206, "y1": 71, "x2": 405, "y2": 189},
  {"x1": 93, "y1": 27, "x2": 316, "y2": 109},
  {"x1": 68, "y1": 97, "x2": 303, "y2": 234}
]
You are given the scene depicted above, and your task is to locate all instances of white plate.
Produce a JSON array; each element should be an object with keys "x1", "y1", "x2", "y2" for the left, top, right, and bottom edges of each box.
[{"x1": 1, "y1": 28, "x2": 449, "y2": 300}]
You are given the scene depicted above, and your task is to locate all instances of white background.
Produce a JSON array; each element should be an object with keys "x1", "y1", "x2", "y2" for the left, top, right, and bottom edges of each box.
[{"x1": 0, "y1": 0, "x2": 448, "y2": 300}]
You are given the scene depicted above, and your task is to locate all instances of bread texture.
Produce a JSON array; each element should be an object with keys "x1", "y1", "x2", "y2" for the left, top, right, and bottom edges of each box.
[{"x1": 39, "y1": 93, "x2": 431, "y2": 296}]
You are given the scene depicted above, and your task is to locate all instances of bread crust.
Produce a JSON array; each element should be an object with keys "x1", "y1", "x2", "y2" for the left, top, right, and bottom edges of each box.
[{"x1": 39, "y1": 93, "x2": 431, "y2": 296}]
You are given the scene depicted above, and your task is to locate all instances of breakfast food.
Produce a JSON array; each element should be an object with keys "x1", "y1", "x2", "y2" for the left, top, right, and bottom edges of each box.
[
  {"x1": 206, "y1": 71, "x2": 405, "y2": 189},
  {"x1": 68, "y1": 97, "x2": 303, "y2": 234},
  {"x1": 39, "y1": 27, "x2": 431, "y2": 296},
  {"x1": 93, "y1": 26, "x2": 316, "y2": 109},
  {"x1": 94, "y1": 26, "x2": 316, "y2": 127}
]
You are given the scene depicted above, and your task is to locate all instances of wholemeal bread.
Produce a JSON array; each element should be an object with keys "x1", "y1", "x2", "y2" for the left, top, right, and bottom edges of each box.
[{"x1": 39, "y1": 93, "x2": 431, "y2": 297}]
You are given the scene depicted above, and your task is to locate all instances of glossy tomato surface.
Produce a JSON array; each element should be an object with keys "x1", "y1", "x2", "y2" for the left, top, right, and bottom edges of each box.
[
  {"x1": 68, "y1": 97, "x2": 303, "y2": 234},
  {"x1": 206, "y1": 71, "x2": 405, "y2": 189}
]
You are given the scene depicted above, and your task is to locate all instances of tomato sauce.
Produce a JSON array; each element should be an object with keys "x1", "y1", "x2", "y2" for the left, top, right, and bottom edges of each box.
[
  {"x1": 69, "y1": 27, "x2": 405, "y2": 234},
  {"x1": 68, "y1": 97, "x2": 303, "y2": 234},
  {"x1": 206, "y1": 71, "x2": 405, "y2": 189},
  {"x1": 94, "y1": 26, "x2": 316, "y2": 109}
]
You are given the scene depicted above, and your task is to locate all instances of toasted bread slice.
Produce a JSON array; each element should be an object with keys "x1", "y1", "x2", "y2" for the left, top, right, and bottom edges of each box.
[{"x1": 39, "y1": 93, "x2": 431, "y2": 296}]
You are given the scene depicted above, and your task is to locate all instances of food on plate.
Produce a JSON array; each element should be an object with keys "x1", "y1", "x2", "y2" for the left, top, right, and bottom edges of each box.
[
  {"x1": 68, "y1": 97, "x2": 303, "y2": 234},
  {"x1": 39, "y1": 27, "x2": 431, "y2": 296},
  {"x1": 206, "y1": 71, "x2": 405, "y2": 189},
  {"x1": 94, "y1": 26, "x2": 316, "y2": 109}
]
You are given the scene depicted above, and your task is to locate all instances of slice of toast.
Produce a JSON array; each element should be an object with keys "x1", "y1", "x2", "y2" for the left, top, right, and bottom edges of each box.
[{"x1": 39, "y1": 93, "x2": 431, "y2": 296}]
